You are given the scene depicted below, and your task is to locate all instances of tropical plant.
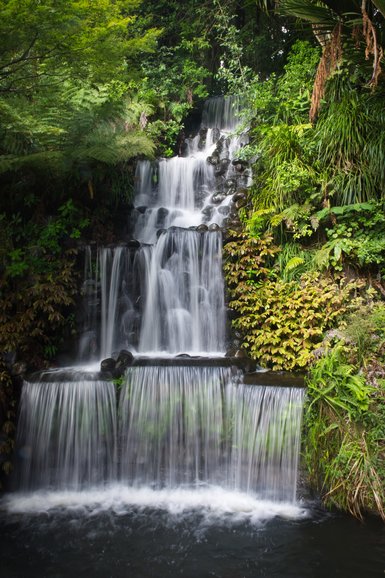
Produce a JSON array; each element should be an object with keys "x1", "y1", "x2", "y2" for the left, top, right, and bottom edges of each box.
[
  {"x1": 305, "y1": 344, "x2": 385, "y2": 520},
  {"x1": 223, "y1": 230, "x2": 355, "y2": 370}
]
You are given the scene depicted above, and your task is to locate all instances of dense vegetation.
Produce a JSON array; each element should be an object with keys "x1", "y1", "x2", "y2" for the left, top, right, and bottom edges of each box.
[{"x1": 1, "y1": 0, "x2": 385, "y2": 519}]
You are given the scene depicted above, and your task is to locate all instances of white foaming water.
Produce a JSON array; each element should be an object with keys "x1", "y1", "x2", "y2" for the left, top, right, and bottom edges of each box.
[
  {"x1": 132, "y1": 95, "x2": 246, "y2": 244},
  {"x1": 119, "y1": 367, "x2": 304, "y2": 501},
  {"x1": 12, "y1": 367, "x2": 305, "y2": 506},
  {"x1": 15, "y1": 380, "x2": 117, "y2": 491},
  {"x1": 2, "y1": 485, "x2": 307, "y2": 524},
  {"x1": 8, "y1": 97, "x2": 306, "y2": 524},
  {"x1": 78, "y1": 95, "x2": 249, "y2": 359},
  {"x1": 138, "y1": 229, "x2": 225, "y2": 354}
]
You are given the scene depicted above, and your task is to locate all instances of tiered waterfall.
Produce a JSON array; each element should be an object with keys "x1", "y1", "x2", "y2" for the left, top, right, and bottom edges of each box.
[{"x1": 13, "y1": 96, "x2": 305, "y2": 507}]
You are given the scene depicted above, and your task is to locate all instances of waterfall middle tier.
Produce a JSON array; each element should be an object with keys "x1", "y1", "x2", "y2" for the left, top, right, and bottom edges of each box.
[{"x1": 80, "y1": 96, "x2": 249, "y2": 359}]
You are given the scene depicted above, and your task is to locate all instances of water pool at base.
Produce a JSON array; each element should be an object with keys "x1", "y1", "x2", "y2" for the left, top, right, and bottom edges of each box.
[{"x1": 1, "y1": 492, "x2": 385, "y2": 578}]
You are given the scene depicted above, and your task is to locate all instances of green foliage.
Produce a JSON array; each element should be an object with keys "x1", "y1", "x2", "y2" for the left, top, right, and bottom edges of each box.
[
  {"x1": 315, "y1": 90, "x2": 385, "y2": 206},
  {"x1": 305, "y1": 345, "x2": 385, "y2": 520},
  {"x1": 224, "y1": 231, "x2": 353, "y2": 370},
  {"x1": 313, "y1": 202, "x2": 385, "y2": 273},
  {"x1": 0, "y1": 0, "x2": 160, "y2": 94},
  {"x1": 342, "y1": 303, "x2": 385, "y2": 366},
  {"x1": 276, "y1": 242, "x2": 315, "y2": 281},
  {"x1": 276, "y1": 40, "x2": 321, "y2": 124},
  {"x1": 213, "y1": 0, "x2": 253, "y2": 94},
  {"x1": 0, "y1": 201, "x2": 86, "y2": 367}
]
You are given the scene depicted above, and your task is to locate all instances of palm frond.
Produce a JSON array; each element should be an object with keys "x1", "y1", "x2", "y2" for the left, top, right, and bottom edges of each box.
[{"x1": 279, "y1": 0, "x2": 339, "y2": 28}]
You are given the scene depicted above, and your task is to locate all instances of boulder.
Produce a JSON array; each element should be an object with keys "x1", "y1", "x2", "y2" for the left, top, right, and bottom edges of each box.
[
  {"x1": 115, "y1": 350, "x2": 134, "y2": 372},
  {"x1": 211, "y1": 193, "x2": 226, "y2": 204},
  {"x1": 100, "y1": 357, "x2": 116, "y2": 372}
]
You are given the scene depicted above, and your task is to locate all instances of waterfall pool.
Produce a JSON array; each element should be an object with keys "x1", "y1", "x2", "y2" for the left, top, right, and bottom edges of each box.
[{"x1": 1, "y1": 492, "x2": 384, "y2": 578}]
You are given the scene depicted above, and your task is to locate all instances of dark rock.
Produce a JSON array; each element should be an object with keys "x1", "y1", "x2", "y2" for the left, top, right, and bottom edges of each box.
[
  {"x1": 156, "y1": 207, "x2": 169, "y2": 226},
  {"x1": 212, "y1": 128, "x2": 221, "y2": 143},
  {"x1": 127, "y1": 239, "x2": 141, "y2": 249},
  {"x1": 202, "y1": 206, "x2": 214, "y2": 218},
  {"x1": 208, "y1": 223, "x2": 221, "y2": 231},
  {"x1": 10, "y1": 361, "x2": 27, "y2": 377},
  {"x1": 215, "y1": 135, "x2": 225, "y2": 154},
  {"x1": 100, "y1": 358, "x2": 116, "y2": 372},
  {"x1": 235, "y1": 349, "x2": 247, "y2": 358},
  {"x1": 225, "y1": 348, "x2": 237, "y2": 358},
  {"x1": 207, "y1": 154, "x2": 219, "y2": 166},
  {"x1": 235, "y1": 199, "x2": 247, "y2": 210},
  {"x1": 211, "y1": 193, "x2": 226, "y2": 204},
  {"x1": 196, "y1": 224, "x2": 208, "y2": 232},
  {"x1": 136, "y1": 206, "x2": 147, "y2": 214},
  {"x1": 218, "y1": 205, "x2": 230, "y2": 215},
  {"x1": 233, "y1": 190, "x2": 247, "y2": 203},
  {"x1": 224, "y1": 178, "x2": 236, "y2": 190},
  {"x1": 115, "y1": 350, "x2": 134, "y2": 372},
  {"x1": 214, "y1": 158, "x2": 230, "y2": 176},
  {"x1": 176, "y1": 353, "x2": 191, "y2": 358}
]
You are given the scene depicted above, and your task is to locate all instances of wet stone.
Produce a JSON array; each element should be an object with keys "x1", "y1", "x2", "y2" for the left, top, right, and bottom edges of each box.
[
  {"x1": 233, "y1": 190, "x2": 247, "y2": 203},
  {"x1": 215, "y1": 159, "x2": 230, "y2": 177},
  {"x1": 115, "y1": 350, "x2": 134, "y2": 372},
  {"x1": 211, "y1": 193, "x2": 226, "y2": 204},
  {"x1": 202, "y1": 206, "x2": 214, "y2": 219},
  {"x1": 100, "y1": 358, "x2": 116, "y2": 372},
  {"x1": 127, "y1": 239, "x2": 141, "y2": 249},
  {"x1": 207, "y1": 154, "x2": 219, "y2": 166}
]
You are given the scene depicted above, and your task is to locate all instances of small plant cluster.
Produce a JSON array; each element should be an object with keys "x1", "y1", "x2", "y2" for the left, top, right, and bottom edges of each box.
[{"x1": 223, "y1": 230, "x2": 355, "y2": 370}]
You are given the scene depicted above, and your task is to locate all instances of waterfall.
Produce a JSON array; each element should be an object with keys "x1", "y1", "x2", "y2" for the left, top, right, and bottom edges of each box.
[
  {"x1": 119, "y1": 366, "x2": 304, "y2": 501},
  {"x1": 15, "y1": 368, "x2": 304, "y2": 503},
  {"x1": 15, "y1": 378, "x2": 117, "y2": 491},
  {"x1": 11, "y1": 96, "x2": 305, "y2": 512},
  {"x1": 138, "y1": 229, "x2": 225, "y2": 354},
  {"x1": 80, "y1": 96, "x2": 247, "y2": 359}
]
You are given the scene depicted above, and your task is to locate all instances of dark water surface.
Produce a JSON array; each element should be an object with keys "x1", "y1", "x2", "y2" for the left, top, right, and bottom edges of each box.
[{"x1": 1, "y1": 494, "x2": 384, "y2": 578}]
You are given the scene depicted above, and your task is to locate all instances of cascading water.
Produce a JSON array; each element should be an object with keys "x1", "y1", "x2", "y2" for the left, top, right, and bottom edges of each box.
[
  {"x1": 10, "y1": 96, "x2": 305, "y2": 521},
  {"x1": 119, "y1": 366, "x2": 304, "y2": 502},
  {"x1": 3, "y1": 103, "x2": 384, "y2": 578},
  {"x1": 79, "y1": 96, "x2": 250, "y2": 359},
  {"x1": 15, "y1": 377, "x2": 117, "y2": 491},
  {"x1": 15, "y1": 367, "x2": 304, "y2": 506}
]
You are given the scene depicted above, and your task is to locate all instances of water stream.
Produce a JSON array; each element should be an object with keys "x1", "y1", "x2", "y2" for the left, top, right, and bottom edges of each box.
[{"x1": 1, "y1": 96, "x2": 384, "y2": 577}]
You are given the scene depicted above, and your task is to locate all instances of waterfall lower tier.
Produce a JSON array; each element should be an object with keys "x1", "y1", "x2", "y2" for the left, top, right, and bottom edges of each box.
[
  {"x1": 15, "y1": 380, "x2": 117, "y2": 491},
  {"x1": 15, "y1": 367, "x2": 305, "y2": 503}
]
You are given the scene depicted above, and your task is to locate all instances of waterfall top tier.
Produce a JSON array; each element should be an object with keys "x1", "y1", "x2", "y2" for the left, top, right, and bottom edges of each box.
[{"x1": 133, "y1": 95, "x2": 249, "y2": 244}]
